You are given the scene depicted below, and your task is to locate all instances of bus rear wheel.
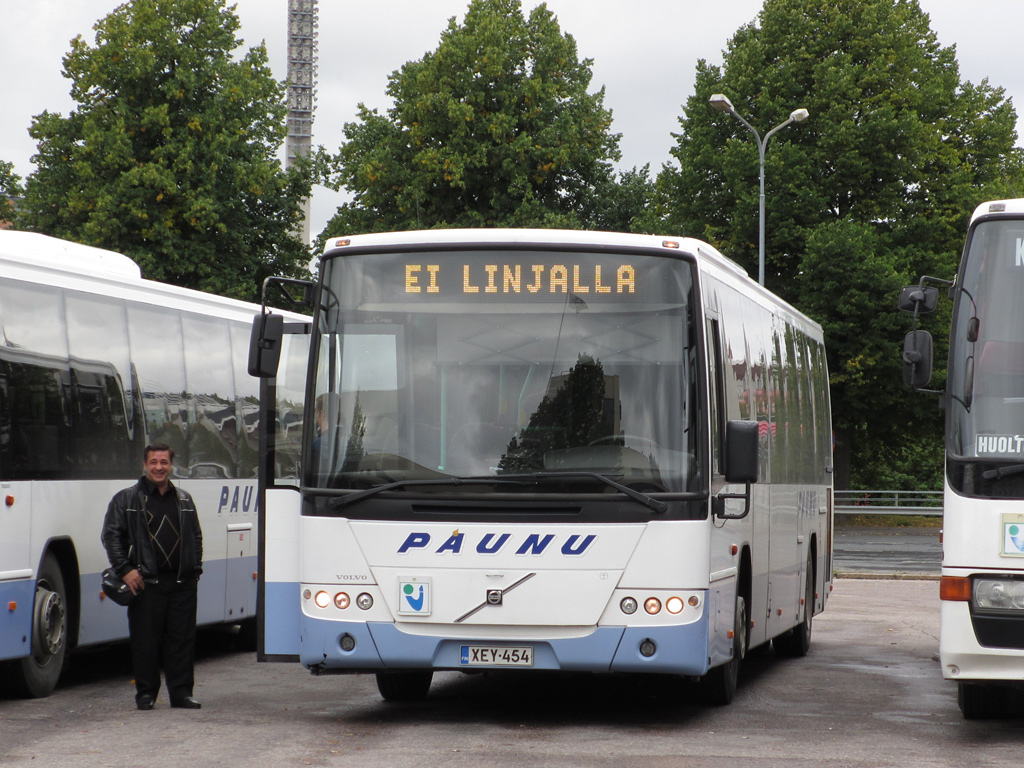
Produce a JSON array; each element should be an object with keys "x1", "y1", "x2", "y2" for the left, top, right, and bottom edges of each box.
[
  {"x1": 12, "y1": 554, "x2": 68, "y2": 698},
  {"x1": 376, "y1": 670, "x2": 433, "y2": 702}
]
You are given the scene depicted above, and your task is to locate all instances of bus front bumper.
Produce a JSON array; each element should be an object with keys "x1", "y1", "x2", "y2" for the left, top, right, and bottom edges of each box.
[
  {"x1": 941, "y1": 600, "x2": 1024, "y2": 683},
  {"x1": 298, "y1": 611, "x2": 712, "y2": 677}
]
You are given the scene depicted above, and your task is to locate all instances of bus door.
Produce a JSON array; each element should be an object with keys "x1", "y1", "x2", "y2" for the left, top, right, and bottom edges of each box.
[
  {"x1": 0, "y1": 358, "x2": 36, "y2": 587},
  {"x1": 249, "y1": 312, "x2": 310, "y2": 661}
]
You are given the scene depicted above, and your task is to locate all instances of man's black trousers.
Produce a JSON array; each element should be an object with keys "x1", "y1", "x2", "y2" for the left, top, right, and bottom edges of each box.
[{"x1": 127, "y1": 578, "x2": 198, "y2": 705}]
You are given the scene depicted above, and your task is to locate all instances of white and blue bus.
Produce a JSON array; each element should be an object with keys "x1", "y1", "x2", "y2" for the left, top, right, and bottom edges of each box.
[
  {"x1": 902, "y1": 198, "x2": 1024, "y2": 718},
  {"x1": 0, "y1": 230, "x2": 307, "y2": 697},
  {"x1": 250, "y1": 229, "x2": 834, "y2": 705}
]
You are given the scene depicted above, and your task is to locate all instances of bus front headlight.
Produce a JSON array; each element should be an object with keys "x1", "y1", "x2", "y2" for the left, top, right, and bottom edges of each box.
[{"x1": 973, "y1": 577, "x2": 1024, "y2": 612}]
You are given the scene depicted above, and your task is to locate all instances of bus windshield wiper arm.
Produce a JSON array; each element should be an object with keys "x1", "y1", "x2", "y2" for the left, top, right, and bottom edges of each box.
[
  {"x1": 982, "y1": 464, "x2": 1024, "y2": 482},
  {"x1": 328, "y1": 477, "x2": 481, "y2": 510},
  {"x1": 497, "y1": 472, "x2": 668, "y2": 514},
  {"x1": 327, "y1": 472, "x2": 667, "y2": 513}
]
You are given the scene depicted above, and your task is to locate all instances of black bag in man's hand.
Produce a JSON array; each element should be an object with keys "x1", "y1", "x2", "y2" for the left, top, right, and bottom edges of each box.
[{"x1": 101, "y1": 568, "x2": 134, "y2": 606}]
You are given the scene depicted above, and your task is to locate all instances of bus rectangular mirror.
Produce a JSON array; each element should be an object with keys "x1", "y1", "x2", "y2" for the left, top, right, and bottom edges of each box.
[
  {"x1": 724, "y1": 420, "x2": 759, "y2": 484},
  {"x1": 248, "y1": 312, "x2": 284, "y2": 378},
  {"x1": 898, "y1": 285, "x2": 939, "y2": 314},
  {"x1": 902, "y1": 329, "x2": 933, "y2": 389}
]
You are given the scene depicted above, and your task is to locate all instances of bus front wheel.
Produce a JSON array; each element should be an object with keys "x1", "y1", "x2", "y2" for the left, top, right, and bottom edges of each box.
[
  {"x1": 699, "y1": 594, "x2": 747, "y2": 706},
  {"x1": 958, "y1": 682, "x2": 1006, "y2": 720},
  {"x1": 376, "y1": 670, "x2": 433, "y2": 702},
  {"x1": 13, "y1": 553, "x2": 68, "y2": 698}
]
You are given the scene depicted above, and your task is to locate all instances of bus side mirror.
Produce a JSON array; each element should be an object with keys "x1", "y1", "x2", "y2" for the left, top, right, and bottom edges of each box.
[
  {"x1": 248, "y1": 313, "x2": 284, "y2": 378},
  {"x1": 898, "y1": 285, "x2": 939, "y2": 314},
  {"x1": 724, "y1": 420, "x2": 759, "y2": 484},
  {"x1": 902, "y1": 330, "x2": 933, "y2": 389},
  {"x1": 715, "y1": 420, "x2": 759, "y2": 520}
]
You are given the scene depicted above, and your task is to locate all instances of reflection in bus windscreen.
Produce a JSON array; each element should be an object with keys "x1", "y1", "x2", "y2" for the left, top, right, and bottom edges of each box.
[
  {"x1": 948, "y1": 219, "x2": 1024, "y2": 497},
  {"x1": 309, "y1": 250, "x2": 701, "y2": 497}
]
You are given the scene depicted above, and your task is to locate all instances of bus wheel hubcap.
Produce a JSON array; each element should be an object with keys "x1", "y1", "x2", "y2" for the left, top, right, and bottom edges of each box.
[{"x1": 33, "y1": 586, "x2": 65, "y2": 659}]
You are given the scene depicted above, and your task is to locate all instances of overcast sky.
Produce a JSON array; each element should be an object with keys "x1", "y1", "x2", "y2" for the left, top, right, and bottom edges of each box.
[{"x1": 3, "y1": 0, "x2": 1022, "y2": 241}]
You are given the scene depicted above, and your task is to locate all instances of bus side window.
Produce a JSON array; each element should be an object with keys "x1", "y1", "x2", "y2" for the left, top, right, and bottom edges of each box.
[{"x1": 706, "y1": 318, "x2": 724, "y2": 476}]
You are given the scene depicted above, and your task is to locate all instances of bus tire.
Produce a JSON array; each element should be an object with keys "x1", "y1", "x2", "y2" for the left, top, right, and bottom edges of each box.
[
  {"x1": 958, "y1": 682, "x2": 1006, "y2": 720},
  {"x1": 236, "y1": 618, "x2": 258, "y2": 652},
  {"x1": 376, "y1": 670, "x2": 433, "y2": 702},
  {"x1": 699, "y1": 594, "x2": 747, "y2": 706},
  {"x1": 774, "y1": 552, "x2": 814, "y2": 659},
  {"x1": 13, "y1": 553, "x2": 68, "y2": 698}
]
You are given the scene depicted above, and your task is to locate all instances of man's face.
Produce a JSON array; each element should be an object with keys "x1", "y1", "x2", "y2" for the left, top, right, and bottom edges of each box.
[{"x1": 144, "y1": 450, "x2": 173, "y2": 487}]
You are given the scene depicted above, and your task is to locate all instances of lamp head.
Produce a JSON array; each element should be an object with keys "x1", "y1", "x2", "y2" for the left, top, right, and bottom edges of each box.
[
  {"x1": 790, "y1": 108, "x2": 810, "y2": 122},
  {"x1": 709, "y1": 93, "x2": 734, "y2": 114}
]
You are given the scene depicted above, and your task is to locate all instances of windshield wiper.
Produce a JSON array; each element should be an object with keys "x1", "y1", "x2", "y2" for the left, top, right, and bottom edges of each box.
[
  {"x1": 982, "y1": 464, "x2": 1024, "y2": 482},
  {"x1": 499, "y1": 472, "x2": 668, "y2": 514},
  {"x1": 328, "y1": 476, "x2": 477, "y2": 510},
  {"x1": 327, "y1": 471, "x2": 667, "y2": 513}
]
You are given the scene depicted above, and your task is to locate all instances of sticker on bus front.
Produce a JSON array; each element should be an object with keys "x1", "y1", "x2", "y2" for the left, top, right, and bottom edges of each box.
[
  {"x1": 1002, "y1": 514, "x2": 1024, "y2": 557},
  {"x1": 397, "y1": 577, "x2": 431, "y2": 615}
]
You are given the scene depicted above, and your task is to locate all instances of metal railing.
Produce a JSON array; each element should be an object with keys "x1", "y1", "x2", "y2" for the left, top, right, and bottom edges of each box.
[{"x1": 833, "y1": 489, "x2": 943, "y2": 517}]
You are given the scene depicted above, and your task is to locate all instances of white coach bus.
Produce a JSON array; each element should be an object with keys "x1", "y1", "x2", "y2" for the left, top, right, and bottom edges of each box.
[
  {"x1": 902, "y1": 199, "x2": 1024, "y2": 718},
  {"x1": 0, "y1": 230, "x2": 307, "y2": 697},
  {"x1": 250, "y1": 228, "x2": 834, "y2": 705}
]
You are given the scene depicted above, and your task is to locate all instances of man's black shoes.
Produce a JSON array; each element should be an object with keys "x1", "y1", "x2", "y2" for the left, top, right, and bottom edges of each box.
[{"x1": 136, "y1": 694, "x2": 201, "y2": 709}]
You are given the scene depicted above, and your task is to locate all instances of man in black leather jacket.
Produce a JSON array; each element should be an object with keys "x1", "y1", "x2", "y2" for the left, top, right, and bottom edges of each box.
[{"x1": 102, "y1": 443, "x2": 203, "y2": 711}]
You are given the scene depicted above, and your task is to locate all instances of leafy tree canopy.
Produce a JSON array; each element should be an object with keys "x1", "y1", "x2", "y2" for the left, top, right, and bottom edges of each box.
[
  {"x1": 18, "y1": 0, "x2": 313, "y2": 300},
  {"x1": 666, "y1": 0, "x2": 1017, "y2": 283},
  {"x1": 662, "y1": 0, "x2": 1018, "y2": 488},
  {"x1": 320, "y1": 0, "x2": 635, "y2": 237},
  {"x1": 0, "y1": 160, "x2": 22, "y2": 223}
]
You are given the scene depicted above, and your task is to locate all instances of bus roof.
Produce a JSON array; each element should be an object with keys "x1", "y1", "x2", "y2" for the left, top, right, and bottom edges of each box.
[
  {"x1": 324, "y1": 228, "x2": 750, "y2": 278},
  {"x1": 0, "y1": 230, "x2": 142, "y2": 280},
  {"x1": 970, "y1": 199, "x2": 1024, "y2": 224},
  {"x1": 0, "y1": 230, "x2": 308, "y2": 321},
  {"x1": 321, "y1": 228, "x2": 822, "y2": 334}
]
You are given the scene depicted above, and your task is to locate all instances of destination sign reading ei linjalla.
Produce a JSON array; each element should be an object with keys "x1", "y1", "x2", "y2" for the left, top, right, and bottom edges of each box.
[{"x1": 404, "y1": 263, "x2": 637, "y2": 295}]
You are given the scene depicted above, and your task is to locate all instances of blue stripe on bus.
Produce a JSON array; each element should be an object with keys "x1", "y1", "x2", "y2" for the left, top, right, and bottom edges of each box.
[
  {"x1": 610, "y1": 620, "x2": 710, "y2": 675},
  {"x1": 0, "y1": 578, "x2": 34, "y2": 662},
  {"x1": 296, "y1": 604, "x2": 710, "y2": 676},
  {"x1": 0, "y1": 557, "x2": 261, "y2": 660},
  {"x1": 264, "y1": 581, "x2": 303, "y2": 656}
]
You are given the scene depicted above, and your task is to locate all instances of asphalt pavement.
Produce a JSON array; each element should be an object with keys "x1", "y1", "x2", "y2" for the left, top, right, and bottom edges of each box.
[
  {"x1": 6, "y1": 578, "x2": 1024, "y2": 768},
  {"x1": 834, "y1": 525, "x2": 941, "y2": 578}
]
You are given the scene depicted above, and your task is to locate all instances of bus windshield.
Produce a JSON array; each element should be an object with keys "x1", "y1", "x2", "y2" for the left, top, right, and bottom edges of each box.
[
  {"x1": 307, "y1": 248, "x2": 701, "y2": 500},
  {"x1": 947, "y1": 216, "x2": 1024, "y2": 497}
]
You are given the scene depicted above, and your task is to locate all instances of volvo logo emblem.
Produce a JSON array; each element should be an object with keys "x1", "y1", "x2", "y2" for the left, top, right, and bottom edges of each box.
[{"x1": 455, "y1": 573, "x2": 536, "y2": 623}]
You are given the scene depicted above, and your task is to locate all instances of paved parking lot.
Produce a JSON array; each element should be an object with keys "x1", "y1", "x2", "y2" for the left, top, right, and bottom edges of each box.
[
  {"x1": 3, "y1": 577, "x2": 1023, "y2": 768},
  {"x1": 834, "y1": 525, "x2": 941, "y2": 576}
]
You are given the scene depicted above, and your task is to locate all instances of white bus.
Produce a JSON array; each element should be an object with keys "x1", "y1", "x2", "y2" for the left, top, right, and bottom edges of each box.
[
  {"x1": 0, "y1": 230, "x2": 307, "y2": 697},
  {"x1": 902, "y1": 198, "x2": 1024, "y2": 718},
  {"x1": 250, "y1": 229, "x2": 834, "y2": 705}
]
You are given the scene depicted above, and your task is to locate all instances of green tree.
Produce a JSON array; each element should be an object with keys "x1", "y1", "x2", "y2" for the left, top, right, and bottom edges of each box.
[
  {"x1": 19, "y1": 0, "x2": 312, "y2": 300},
  {"x1": 0, "y1": 160, "x2": 22, "y2": 223},
  {"x1": 321, "y1": 0, "x2": 627, "y2": 236},
  {"x1": 663, "y1": 0, "x2": 1018, "y2": 489},
  {"x1": 978, "y1": 146, "x2": 1024, "y2": 202}
]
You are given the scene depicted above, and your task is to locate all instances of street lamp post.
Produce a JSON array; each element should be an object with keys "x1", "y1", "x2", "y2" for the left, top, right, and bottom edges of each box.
[{"x1": 709, "y1": 94, "x2": 809, "y2": 286}]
